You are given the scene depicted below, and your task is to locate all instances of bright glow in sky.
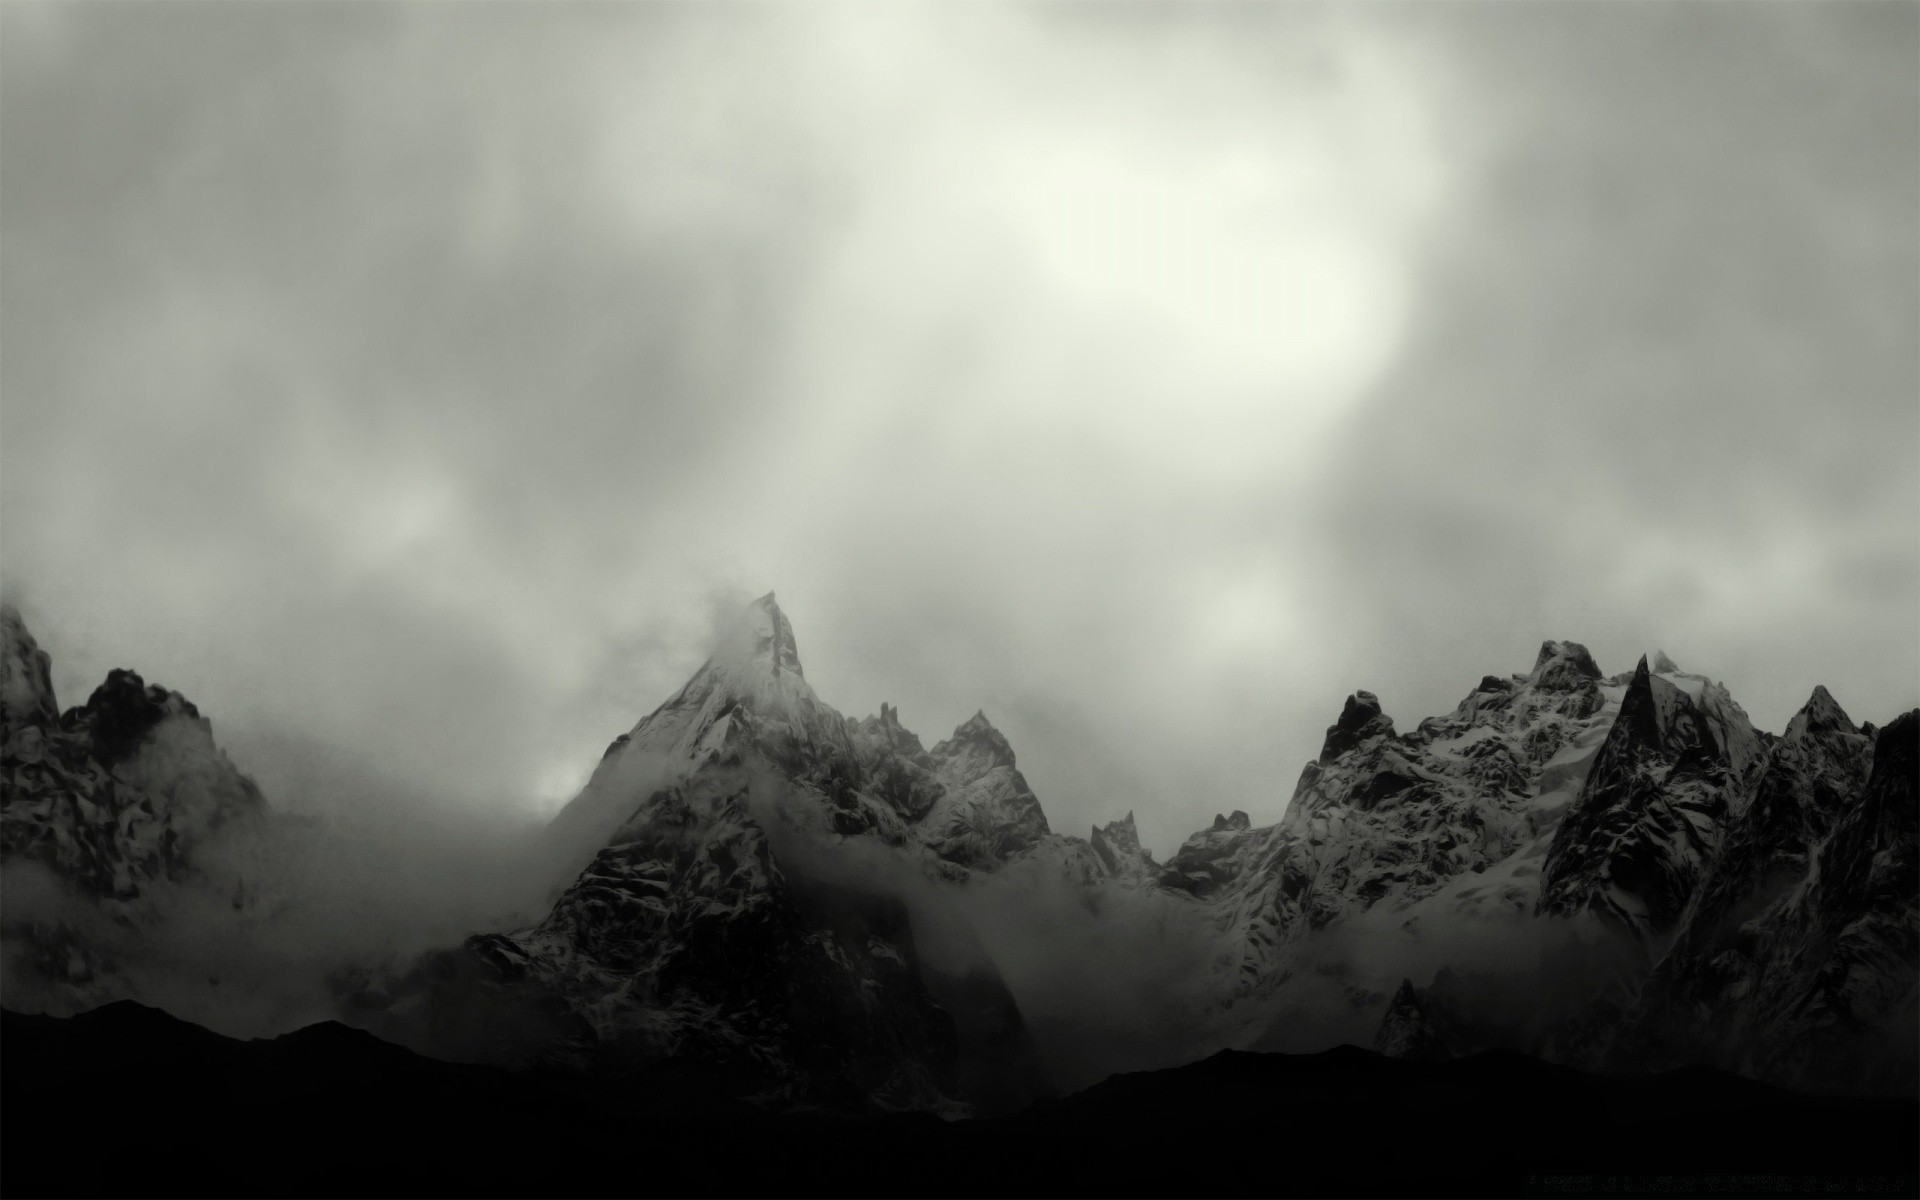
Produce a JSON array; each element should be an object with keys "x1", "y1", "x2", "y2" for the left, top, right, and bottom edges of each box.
[{"x1": 3, "y1": 2, "x2": 1915, "y2": 855}]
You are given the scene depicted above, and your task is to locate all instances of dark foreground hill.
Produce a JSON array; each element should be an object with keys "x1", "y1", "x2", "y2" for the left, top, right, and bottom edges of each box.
[{"x1": 4, "y1": 1002, "x2": 1914, "y2": 1199}]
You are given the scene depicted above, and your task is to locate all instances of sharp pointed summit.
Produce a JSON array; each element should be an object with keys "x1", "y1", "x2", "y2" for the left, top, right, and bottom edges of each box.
[
  {"x1": 590, "y1": 592, "x2": 845, "y2": 769},
  {"x1": 708, "y1": 590, "x2": 804, "y2": 680},
  {"x1": 0, "y1": 603, "x2": 58, "y2": 732},
  {"x1": 1089, "y1": 810, "x2": 1155, "y2": 877},
  {"x1": 1538, "y1": 647, "x2": 1768, "y2": 933},
  {"x1": 747, "y1": 591, "x2": 803, "y2": 677},
  {"x1": 1529, "y1": 640, "x2": 1603, "y2": 693},
  {"x1": 1319, "y1": 690, "x2": 1394, "y2": 761},
  {"x1": 1787, "y1": 684, "x2": 1854, "y2": 739},
  {"x1": 938, "y1": 710, "x2": 1016, "y2": 767},
  {"x1": 472, "y1": 591, "x2": 1170, "y2": 1111},
  {"x1": 8, "y1": 583, "x2": 1917, "y2": 1115}
]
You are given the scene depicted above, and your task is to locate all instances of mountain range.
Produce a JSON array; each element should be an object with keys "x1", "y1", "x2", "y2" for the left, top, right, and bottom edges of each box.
[{"x1": 2, "y1": 593, "x2": 1914, "y2": 1117}]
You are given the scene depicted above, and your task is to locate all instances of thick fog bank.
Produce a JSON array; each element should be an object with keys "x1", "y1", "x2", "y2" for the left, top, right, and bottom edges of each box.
[{"x1": 0, "y1": 739, "x2": 593, "y2": 1039}]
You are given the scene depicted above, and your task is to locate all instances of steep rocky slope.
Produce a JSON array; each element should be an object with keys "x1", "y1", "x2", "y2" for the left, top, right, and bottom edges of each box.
[
  {"x1": 1129, "y1": 634, "x2": 1914, "y2": 1096},
  {"x1": 0, "y1": 607, "x2": 264, "y2": 899},
  {"x1": 433, "y1": 595, "x2": 1076, "y2": 1111},
  {"x1": 0, "y1": 604, "x2": 265, "y2": 1000},
  {"x1": 1157, "y1": 641, "x2": 1629, "y2": 1006},
  {"x1": 1336, "y1": 656, "x2": 1915, "y2": 1095},
  {"x1": 1537, "y1": 655, "x2": 1768, "y2": 934},
  {"x1": 6, "y1": 589, "x2": 1911, "y2": 1106},
  {"x1": 466, "y1": 766, "x2": 968, "y2": 1110},
  {"x1": 1618, "y1": 706, "x2": 1916, "y2": 1093}
]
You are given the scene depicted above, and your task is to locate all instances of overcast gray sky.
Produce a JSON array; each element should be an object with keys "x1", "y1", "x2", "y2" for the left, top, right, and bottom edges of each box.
[{"x1": 3, "y1": 2, "x2": 1915, "y2": 855}]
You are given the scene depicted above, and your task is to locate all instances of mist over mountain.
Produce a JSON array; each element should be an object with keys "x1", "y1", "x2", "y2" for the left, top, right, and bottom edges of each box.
[
  {"x1": 3, "y1": 5, "x2": 1916, "y2": 1195},
  {"x1": 5, "y1": 3, "x2": 1917, "y2": 865},
  {"x1": 5, "y1": 593, "x2": 1913, "y2": 1126}
]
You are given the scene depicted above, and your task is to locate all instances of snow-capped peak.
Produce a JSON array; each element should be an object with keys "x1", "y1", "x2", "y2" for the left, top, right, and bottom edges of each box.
[
  {"x1": 710, "y1": 590, "x2": 805, "y2": 680},
  {"x1": 934, "y1": 710, "x2": 1017, "y2": 769},
  {"x1": 1, "y1": 603, "x2": 58, "y2": 732},
  {"x1": 1088, "y1": 810, "x2": 1156, "y2": 876},
  {"x1": 1785, "y1": 684, "x2": 1855, "y2": 740},
  {"x1": 587, "y1": 592, "x2": 845, "y2": 770},
  {"x1": 1093, "y1": 810, "x2": 1140, "y2": 847},
  {"x1": 1320, "y1": 691, "x2": 1395, "y2": 761},
  {"x1": 1529, "y1": 640, "x2": 1603, "y2": 691}
]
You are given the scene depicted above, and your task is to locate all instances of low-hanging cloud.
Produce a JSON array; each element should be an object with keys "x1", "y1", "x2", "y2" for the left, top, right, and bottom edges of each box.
[
  {"x1": 0, "y1": 743, "x2": 598, "y2": 1038},
  {"x1": 753, "y1": 777, "x2": 1246, "y2": 1094},
  {"x1": 2, "y1": 2, "x2": 1914, "y2": 864}
]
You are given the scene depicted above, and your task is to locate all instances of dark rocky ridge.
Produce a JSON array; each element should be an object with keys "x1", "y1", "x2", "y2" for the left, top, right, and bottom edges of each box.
[
  {"x1": 392, "y1": 595, "x2": 1067, "y2": 1114},
  {"x1": 1537, "y1": 656, "x2": 1764, "y2": 932},
  {"x1": 1320, "y1": 689, "x2": 1395, "y2": 760},
  {"x1": 5, "y1": 591, "x2": 1914, "y2": 1115},
  {"x1": 0, "y1": 606, "x2": 263, "y2": 904}
]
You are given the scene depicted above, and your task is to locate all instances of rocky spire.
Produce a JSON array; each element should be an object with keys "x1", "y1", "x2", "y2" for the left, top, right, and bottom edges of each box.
[
  {"x1": 1089, "y1": 811, "x2": 1152, "y2": 875},
  {"x1": 1784, "y1": 684, "x2": 1855, "y2": 741},
  {"x1": 1091, "y1": 810, "x2": 1138, "y2": 848},
  {"x1": 1536, "y1": 651, "x2": 1767, "y2": 933},
  {"x1": 934, "y1": 710, "x2": 1017, "y2": 770},
  {"x1": 1530, "y1": 640, "x2": 1603, "y2": 693},
  {"x1": 922, "y1": 709, "x2": 1051, "y2": 867},
  {"x1": 594, "y1": 591, "x2": 848, "y2": 774},
  {"x1": 742, "y1": 591, "x2": 803, "y2": 678},
  {"x1": 1320, "y1": 691, "x2": 1394, "y2": 761},
  {"x1": 0, "y1": 603, "x2": 58, "y2": 732}
]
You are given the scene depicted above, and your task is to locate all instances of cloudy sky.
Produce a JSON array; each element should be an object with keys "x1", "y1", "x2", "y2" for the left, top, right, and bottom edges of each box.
[{"x1": 3, "y1": 2, "x2": 1915, "y2": 854}]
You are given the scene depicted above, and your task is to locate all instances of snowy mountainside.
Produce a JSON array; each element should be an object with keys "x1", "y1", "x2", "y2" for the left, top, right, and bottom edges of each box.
[
  {"x1": 440, "y1": 594, "x2": 1119, "y2": 1111},
  {"x1": 1161, "y1": 641, "x2": 1628, "y2": 1009},
  {"x1": 4, "y1": 585, "x2": 1911, "y2": 1106},
  {"x1": 1537, "y1": 654, "x2": 1768, "y2": 934},
  {"x1": 544, "y1": 595, "x2": 1140, "y2": 883},
  {"x1": 0, "y1": 604, "x2": 265, "y2": 1007},
  {"x1": 521, "y1": 603, "x2": 1900, "y2": 1103},
  {"x1": 464, "y1": 765, "x2": 969, "y2": 1111},
  {"x1": 1616, "y1": 705, "x2": 1916, "y2": 1093},
  {"x1": 1312, "y1": 652, "x2": 1917, "y2": 1096}
]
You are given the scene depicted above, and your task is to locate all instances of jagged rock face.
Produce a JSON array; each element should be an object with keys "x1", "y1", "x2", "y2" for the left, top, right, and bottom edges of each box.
[
  {"x1": 1619, "y1": 709, "x2": 1916, "y2": 1095},
  {"x1": 1528, "y1": 640, "x2": 1604, "y2": 712},
  {"x1": 476, "y1": 595, "x2": 1090, "y2": 1112},
  {"x1": 1158, "y1": 812, "x2": 1261, "y2": 900},
  {"x1": 918, "y1": 713, "x2": 1052, "y2": 870},
  {"x1": 1163, "y1": 646, "x2": 1630, "y2": 1003},
  {"x1": 1, "y1": 606, "x2": 58, "y2": 731},
  {"x1": 553, "y1": 595, "x2": 1117, "y2": 881},
  {"x1": 1333, "y1": 661, "x2": 1914, "y2": 1098},
  {"x1": 1319, "y1": 691, "x2": 1394, "y2": 761},
  {"x1": 601, "y1": 594, "x2": 882, "y2": 833},
  {"x1": 1668, "y1": 686, "x2": 1871, "y2": 957},
  {"x1": 1537, "y1": 657, "x2": 1767, "y2": 934},
  {"x1": 1089, "y1": 812, "x2": 1156, "y2": 878},
  {"x1": 463, "y1": 769, "x2": 964, "y2": 1110},
  {"x1": 847, "y1": 703, "x2": 943, "y2": 824},
  {"x1": 0, "y1": 608, "x2": 262, "y2": 903}
]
